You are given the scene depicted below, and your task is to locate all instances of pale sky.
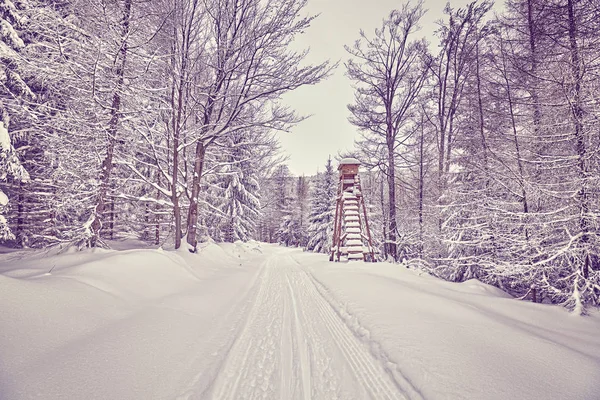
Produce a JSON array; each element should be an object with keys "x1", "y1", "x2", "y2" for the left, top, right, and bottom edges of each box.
[{"x1": 280, "y1": 0, "x2": 485, "y2": 176}]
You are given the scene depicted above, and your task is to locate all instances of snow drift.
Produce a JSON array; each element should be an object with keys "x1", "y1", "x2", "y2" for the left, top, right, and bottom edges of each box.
[{"x1": 0, "y1": 243, "x2": 599, "y2": 400}]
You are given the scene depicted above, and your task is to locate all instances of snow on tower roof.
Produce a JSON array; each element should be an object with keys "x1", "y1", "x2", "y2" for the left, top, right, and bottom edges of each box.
[{"x1": 339, "y1": 157, "x2": 361, "y2": 166}]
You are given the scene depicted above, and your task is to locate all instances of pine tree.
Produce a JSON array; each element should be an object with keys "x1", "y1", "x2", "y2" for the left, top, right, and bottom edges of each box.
[
  {"x1": 278, "y1": 175, "x2": 308, "y2": 247},
  {"x1": 0, "y1": 0, "x2": 39, "y2": 241},
  {"x1": 0, "y1": 121, "x2": 27, "y2": 240},
  {"x1": 221, "y1": 131, "x2": 261, "y2": 242},
  {"x1": 278, "y1": 200, "x2": 303, "y2": 247},
  {"x1": 266, "y1": 164, "x2": 289, "y2": 241},
  {"x1": 306, "y1": 158, "x2": 336, "y2": 253},
  {"x1": 0, "y1": 0, "x2": 35, "y2": 115}
]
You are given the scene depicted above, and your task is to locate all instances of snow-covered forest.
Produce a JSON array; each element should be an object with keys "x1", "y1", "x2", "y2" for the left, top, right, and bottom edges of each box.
[
  {"x1": 1, "y1": 1, "x2": 600, "y2": 399},
  {"x1": 342, "y1": 0, "x2": 600, "y2": 313},
  {"x1": 1, "y1": 0, "x2": 599, "y2": 314},
  {"x1": 0, "y1": 0, "x2": 333, "y2": 251}
]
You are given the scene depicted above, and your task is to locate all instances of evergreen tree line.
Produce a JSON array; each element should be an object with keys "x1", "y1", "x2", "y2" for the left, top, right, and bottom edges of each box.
[
  {"x1": 345, "y1": 0, "x2": 600, "y2": 312},
  {"x1": 0, "y1": 0, "x2": 331, "y2": 250},
  {"x1": 256, "y1": 158, "x2": 339, "y2": 254}
]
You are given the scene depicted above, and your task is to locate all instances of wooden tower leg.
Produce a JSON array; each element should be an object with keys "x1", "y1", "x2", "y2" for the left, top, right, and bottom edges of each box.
[
  {"x1": 330, "y1": 196, "x2": 342, "y2": 261},
  {"x1": 360, "y1": 195, "x2": 376, "y2": 262},
  {"x1": 330, "y1": 175, "x2": 344, "y2": 262},
  {"x1": 335, "y1": 196, "x2": 343, "y2": 262}
]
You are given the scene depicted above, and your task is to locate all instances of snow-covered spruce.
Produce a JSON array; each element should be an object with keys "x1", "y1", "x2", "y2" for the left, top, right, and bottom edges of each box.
[{"x1": 306, "y1": 157, "x2": 336, "y2": 254}]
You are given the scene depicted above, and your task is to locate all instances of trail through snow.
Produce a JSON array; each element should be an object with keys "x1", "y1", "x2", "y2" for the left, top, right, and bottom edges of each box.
[
  {"x1": 207, "y1": 251, "x2": 411, "y2": 400},
  {"x1": 2, "y1": 242, "x2": 599, "y2": 400}
]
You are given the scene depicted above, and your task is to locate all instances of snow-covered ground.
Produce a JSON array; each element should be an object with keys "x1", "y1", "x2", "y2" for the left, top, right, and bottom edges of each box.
[{"x1": 1, "y1": 243, "x2": 599, "y2": 400}]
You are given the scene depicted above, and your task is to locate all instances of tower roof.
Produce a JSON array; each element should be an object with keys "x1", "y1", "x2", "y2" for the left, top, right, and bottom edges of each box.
[{"x1": 338, "y1": 157, "x2": 361, "y2": 170}]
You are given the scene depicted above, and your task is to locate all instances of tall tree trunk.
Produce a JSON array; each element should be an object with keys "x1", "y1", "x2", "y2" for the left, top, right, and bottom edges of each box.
[
  {"x1": 183, "y1": 69, "x2": 224, "y2": 251},
  {"x1": 444, "y1": 111, "x2": 457, "y2": 174},
  {"x1": 437, "y1": 45, "x2": 452, "y2": 191},
  {"x1": 436, "y1": 57, "x2": 453, "y2": 234},
  {"x1": 169, "y1": 0, "x2": 200, "y2": 249},
  {"x1": 90, "y1": 0, "x2": 132, "y2": 247},
  {"x1": 171, "y1": 97, "x2": 182, "y2": 249},
  {"x1": 155, "y1": 176, "x2": 161, "y2": 246},
  {"x1": 566, "y1": 0, "x2": 590, "y2": 278},
  {"x1": 380, "y1": 177, "x2": 387, "y2": 258},
  {"x1": 475, "y1": 34, "x2": 497, "y2": 263},
  {"x1": 170, "y1": 29, "x2": 186, "y2": 250},
  {"x1": 500, "y1": 36, "x2": 530, "y2": 241},
  {"x1": 387, "y1": 140, "x2": 398, "y2": 261},
  {"x1": 527, "y1": 0, "x2": 543, "y2": 191},
  {"x1": 16, "y1": 182, "x2": 23, "y2": 242},
  {"x1": 418, "y1": 116, "x2": 425, "y2": 258},
  {"x1": 108, "y1": 196, "x2": 115, "y2": 240},
  {"x1": 476, "y1": 40, "x2": 489, "y2": 184},
  {"x1": 186, "y1": 141, "x2": 205, "y2": 251},
  {"x1": 144, "y1": 201, "x2": 150, "y2": 241}
]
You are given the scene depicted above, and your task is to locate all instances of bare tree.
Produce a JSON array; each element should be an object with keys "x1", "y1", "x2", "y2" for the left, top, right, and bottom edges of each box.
[
  {"x1": 429, "y1": 1, "x2": 493, "y2": 204},
  {"x1": 88, "y1": 0, "x2": 133, "y2": 247},
  {"x1": 167, "y1": 0, "x2": 206, "y2": 250},
  {"x1": 346, "y1": 1, "x2": 429, "y2": 261},
  {"x1": 182, "y1": 0, "x2": 333, "y2": 251}
]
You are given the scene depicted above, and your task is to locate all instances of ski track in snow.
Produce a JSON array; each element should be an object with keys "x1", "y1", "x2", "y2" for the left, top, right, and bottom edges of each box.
[{"x1": 208, "y1": 250, "x2": 411, "y2": 400}]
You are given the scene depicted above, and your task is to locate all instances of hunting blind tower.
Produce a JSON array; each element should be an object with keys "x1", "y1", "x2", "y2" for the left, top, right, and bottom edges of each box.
[{"x1": 330, "y1": 158, "x2": 375, "y2": 262}]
